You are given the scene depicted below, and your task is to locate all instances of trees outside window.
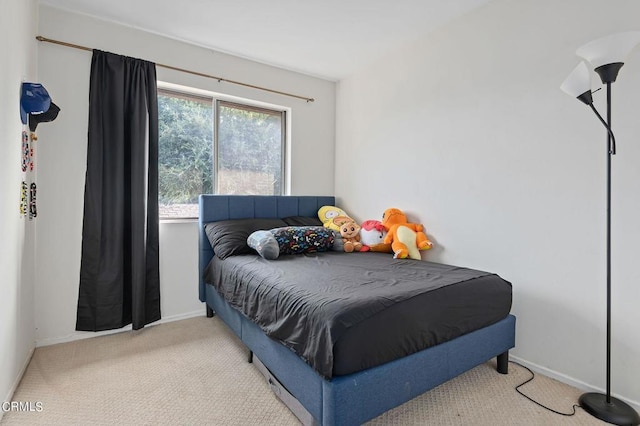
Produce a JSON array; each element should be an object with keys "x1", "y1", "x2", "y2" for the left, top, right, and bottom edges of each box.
[{"x1": 158, "y1": 89, "x2": 286, "y2": 219}]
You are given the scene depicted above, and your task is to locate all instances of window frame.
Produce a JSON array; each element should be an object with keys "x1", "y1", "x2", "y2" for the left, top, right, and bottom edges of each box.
[
  {"x1": 214, "y1": 100, "x2": 287, "y2": 195},
  {"x1": 157, "y1": 82, "x2": 290, "y2": 221}
]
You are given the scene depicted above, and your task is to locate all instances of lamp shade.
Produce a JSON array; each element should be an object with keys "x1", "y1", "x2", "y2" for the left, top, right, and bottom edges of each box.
[
  {"x1": 576, "y1": 31, "x2": 640, "y2": 68},
  {"x1": 561, "y1": 61, "x2": 592, "y2": 104}
]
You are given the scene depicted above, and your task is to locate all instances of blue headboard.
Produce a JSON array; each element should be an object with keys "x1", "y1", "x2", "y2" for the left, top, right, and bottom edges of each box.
[{"x1": 198, "y1": 195, "x2": 335, "y2": 302}]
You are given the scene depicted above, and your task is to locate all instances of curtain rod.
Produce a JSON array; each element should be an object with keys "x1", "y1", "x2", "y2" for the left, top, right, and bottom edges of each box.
[{"x1": 36, "y1": 36, "x2": 315, "y2": 103}]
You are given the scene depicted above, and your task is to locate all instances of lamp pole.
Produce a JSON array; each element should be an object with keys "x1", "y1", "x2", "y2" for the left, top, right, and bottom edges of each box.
[
  {"x1": 577, "y1": 63, "x2": 640, "y2": 426},
  {"x1": 562, "y1": 32, "x2": 640, "y2": 425},
  {"x1": 605, "y1": 80, "x2": 612, "y2": 404}
]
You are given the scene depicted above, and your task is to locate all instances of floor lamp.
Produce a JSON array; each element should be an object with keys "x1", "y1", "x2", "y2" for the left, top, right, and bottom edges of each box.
[{"x1": 561, "y1": 31, "x2": 640, "y2": 426}]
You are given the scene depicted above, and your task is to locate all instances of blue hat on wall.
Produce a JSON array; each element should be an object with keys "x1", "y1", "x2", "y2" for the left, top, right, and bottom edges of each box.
[{"x1": 20, "y1": 82, "x2": 51, "y2": 125}]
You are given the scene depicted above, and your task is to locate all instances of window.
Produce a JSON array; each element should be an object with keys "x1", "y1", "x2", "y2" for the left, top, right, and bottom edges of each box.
[
  {"x1": 157, "y1": 88, "x2": 286, "y2": 219},
  {"x1": 216, "y1": 101, "x2": 285, "y2": 196}
]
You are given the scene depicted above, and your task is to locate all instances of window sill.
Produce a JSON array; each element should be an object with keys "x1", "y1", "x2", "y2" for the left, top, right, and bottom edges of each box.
[{"x1": 159, "y1": 218, "x2": 198, "y2": 224}]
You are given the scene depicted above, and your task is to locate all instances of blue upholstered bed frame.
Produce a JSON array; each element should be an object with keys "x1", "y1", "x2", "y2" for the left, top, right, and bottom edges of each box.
[{"x1": 198, "y1": 195, "x2": 516, "y2": 425}]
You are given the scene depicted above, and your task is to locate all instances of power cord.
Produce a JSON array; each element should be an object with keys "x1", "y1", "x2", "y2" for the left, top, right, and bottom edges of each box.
[{"x1": 510, "y1": 361, "x2": 581, "y2": 417}]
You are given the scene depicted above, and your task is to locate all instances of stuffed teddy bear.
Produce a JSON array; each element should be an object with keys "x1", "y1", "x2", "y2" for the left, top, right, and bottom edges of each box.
[
  {"x1": 359, "y1": 219, "x2": 392, "y2": 253},
  {"x1": 339, "y1": 219, "x2": 363, "y2": 253},
  {"x1": 318, "y1": 205, "x2": 353, "y2": 231},
  {"x1": 381, "y1": 208, "x2": 433, "y2": 259}
]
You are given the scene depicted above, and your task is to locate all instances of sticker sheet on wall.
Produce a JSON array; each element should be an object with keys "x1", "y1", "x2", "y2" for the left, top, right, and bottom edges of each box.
[{"x1": 19, "y1": 82, "x2": 61, "y2": 220}]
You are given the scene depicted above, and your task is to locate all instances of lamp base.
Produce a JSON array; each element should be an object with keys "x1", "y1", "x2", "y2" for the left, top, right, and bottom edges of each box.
[{"x1": 579, "y1": 392, "x2": 640, "y2": 425}]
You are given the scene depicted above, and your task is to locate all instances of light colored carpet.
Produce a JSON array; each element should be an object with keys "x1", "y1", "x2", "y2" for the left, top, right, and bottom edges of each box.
[{"x1": 1, "y1": 316, "x2": 606, "y2": 425}]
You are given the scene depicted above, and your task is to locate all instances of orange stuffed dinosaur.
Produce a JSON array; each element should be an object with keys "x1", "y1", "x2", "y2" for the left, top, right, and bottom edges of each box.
[{"x1": 381, "y1": 208, "x2": 433, "y2": 259}]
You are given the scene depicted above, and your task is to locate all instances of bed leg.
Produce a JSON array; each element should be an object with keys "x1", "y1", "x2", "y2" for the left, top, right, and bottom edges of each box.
[
  {"x1": 206, "y1": 304, "x2": 214, "y2": 318},
  {"x1": 248, "y1": 351, "x2": 253, "y2": 364},
  {"x1": 497, "y1": 351, "x2": 509, "y2": 374}
]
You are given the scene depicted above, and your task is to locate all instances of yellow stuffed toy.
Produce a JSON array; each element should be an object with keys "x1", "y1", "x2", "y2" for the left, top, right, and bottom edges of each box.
[
  {"x1": 318, "y1": 205, "x2": 353, "y2": 232},
  {"x1": 382, "y1": 208, "x2": 433, "y2": 259}
]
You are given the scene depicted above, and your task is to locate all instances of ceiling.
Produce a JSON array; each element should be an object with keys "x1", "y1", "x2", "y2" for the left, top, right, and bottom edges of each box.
[{"x1": 40, "y1": 0, "x2": 493, "y2": 81}]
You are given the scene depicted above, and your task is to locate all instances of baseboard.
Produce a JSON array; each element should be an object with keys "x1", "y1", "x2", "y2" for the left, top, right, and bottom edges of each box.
[
  {"x1": 510, "y1": 355, "x2": 640, "y2": 413},
  {"x1": 1, "y1": 346, "x2": 35, "y2": 423},
  {"x1": 35, "y1": 310, "x2": 204, "y2": 348}
]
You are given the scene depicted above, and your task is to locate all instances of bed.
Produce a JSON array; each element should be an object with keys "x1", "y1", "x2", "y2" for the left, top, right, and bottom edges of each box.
[{"x1": 198, "y1": 195, "x2": 516, "y2": 425}]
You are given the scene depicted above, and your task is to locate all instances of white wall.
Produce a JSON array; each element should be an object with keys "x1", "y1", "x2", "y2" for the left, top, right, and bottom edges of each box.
[
  {"x1": 0, "y1": 0, "x2": 38, "y2": 415},
  {"x1": 336, "y1": 0, "x2": 640, "y2": 409},
  {"x1": 34, "y1": 5, "x2": 335, "y2": 345}
]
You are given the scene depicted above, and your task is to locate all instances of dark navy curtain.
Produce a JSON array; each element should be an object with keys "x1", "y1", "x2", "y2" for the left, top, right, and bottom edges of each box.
[{"x1": 77, "y1": 50, "x2": 161, "y2": 331}]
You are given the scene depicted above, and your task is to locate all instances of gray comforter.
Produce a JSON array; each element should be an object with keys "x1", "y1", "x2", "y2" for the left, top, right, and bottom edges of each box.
[{"x1": 205, "y1": 251, "x2": 511, "y2": 378}]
